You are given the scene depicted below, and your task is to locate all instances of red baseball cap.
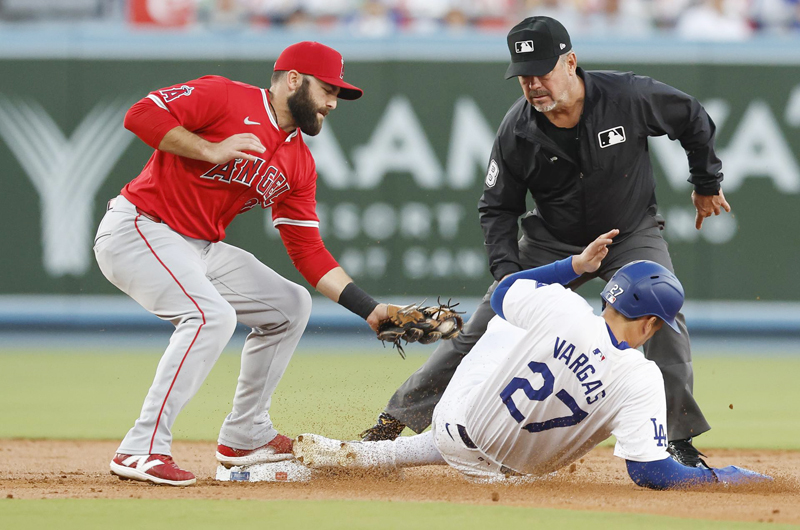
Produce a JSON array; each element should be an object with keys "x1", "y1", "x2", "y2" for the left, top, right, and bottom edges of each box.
[{"x1": 274, "y1": 41, "x2": 363, "y2": 101}]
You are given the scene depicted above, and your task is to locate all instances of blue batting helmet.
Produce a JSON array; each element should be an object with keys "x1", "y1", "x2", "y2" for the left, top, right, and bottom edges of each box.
[{"x1": 600, "y1": 260, "x2": 685, "y2": 333}]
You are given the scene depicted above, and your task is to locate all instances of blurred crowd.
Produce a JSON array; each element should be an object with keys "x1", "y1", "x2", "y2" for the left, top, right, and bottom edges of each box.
[{"x1": 2, "y1": 0, "x2": 800, "y2": 39}]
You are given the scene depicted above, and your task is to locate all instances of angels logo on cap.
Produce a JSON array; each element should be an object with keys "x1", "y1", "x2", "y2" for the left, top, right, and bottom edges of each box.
[{"x1": 274, "y1": 42, "x2": 363, "y2": 100}]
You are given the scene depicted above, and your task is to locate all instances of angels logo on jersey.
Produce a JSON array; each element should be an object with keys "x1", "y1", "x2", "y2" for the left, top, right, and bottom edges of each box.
[
  {"x1": 256, "y1": 166, "x2": 290, "y2": 207},
  {"x1": 159, "y1": 85, "x2": 194, "y2": 102},
  {"x1": 201, "y1": 158, "x2": 291, "y2": 209}
]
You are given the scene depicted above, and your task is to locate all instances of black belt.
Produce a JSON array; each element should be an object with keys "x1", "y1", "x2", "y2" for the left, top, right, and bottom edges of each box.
[
  {"x1": 457, "y1": 423, "x2": 522, "y2": 477},
  {"x1": 457, "y1": 424, "x2": 476, "y2": 449}
]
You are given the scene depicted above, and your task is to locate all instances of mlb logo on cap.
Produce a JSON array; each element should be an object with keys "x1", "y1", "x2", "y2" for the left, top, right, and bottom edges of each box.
[
  {"x1": 505, "y1": 16, "x2": 572, "y2": 79},
  {"x1": 515, "y1": 40, "x2": 534, "y2": 53}
]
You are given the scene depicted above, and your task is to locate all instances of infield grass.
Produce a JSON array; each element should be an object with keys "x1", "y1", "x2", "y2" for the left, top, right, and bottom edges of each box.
[
  {"x1": 0, "y1": 348, "x2": 798, "y2": 448},
  {"x1": 0, "y1": 498, "x2": 794, "y2": 530}
]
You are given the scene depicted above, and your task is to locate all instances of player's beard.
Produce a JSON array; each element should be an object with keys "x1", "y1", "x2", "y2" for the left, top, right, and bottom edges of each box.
[{"x1": 288, "y1": 80, "x2": 326, "y2": 136}]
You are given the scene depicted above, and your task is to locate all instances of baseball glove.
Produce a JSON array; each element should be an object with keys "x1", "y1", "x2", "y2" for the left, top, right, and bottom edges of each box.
[{"x1": 377, "y1": 298, "x2": 464, "y2": 358}]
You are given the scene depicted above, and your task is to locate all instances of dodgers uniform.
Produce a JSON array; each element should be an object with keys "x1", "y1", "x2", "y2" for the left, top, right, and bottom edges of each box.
[
  {"x1": 293, "y1": 258, "x2": 770, "y2": 488},
  {"x1": 431, "y1": 280, "x2": 669, "y2": 480}
]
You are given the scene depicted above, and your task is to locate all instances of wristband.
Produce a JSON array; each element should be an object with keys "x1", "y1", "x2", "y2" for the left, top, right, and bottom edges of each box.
[{"x1": 338, "y1": 282, "x2": 379, "y2": 320}]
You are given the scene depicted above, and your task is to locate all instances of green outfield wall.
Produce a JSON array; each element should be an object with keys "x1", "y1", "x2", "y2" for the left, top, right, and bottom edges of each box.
[{"x1": 1, "y1": 59, "x2": 798, "y2": 300}]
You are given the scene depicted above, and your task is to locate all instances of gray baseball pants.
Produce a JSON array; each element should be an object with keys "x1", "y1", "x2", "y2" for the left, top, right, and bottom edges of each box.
[
  {"x1": 95, "y1": 195, "x2": 311, "y2": 456},
  {"x1": 385, "y1": 213, "x2": 710, "y2": 442}
]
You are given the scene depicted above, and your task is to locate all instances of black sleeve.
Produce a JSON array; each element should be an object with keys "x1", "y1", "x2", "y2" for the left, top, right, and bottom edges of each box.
[
  {"x1": 633, "y1": 75, "x2": 723, "y2": 196},
  {"x1": 478, "y1": 135, "x2": 529, "y2": 281}
]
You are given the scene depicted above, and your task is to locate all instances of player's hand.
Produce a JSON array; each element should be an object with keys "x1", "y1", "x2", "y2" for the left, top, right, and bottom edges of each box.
[
  {"x1": 205, "y1": 133, "x2": 266, "y2": 164},
  {"x1": 366, "y1": 303, "x2": 389, "y2": 331},
  {"x1": 572, "y1": 229, "x2": 619, "y2": 275},
  {"x1": 692, "y1": 188, "x2": 731, "y2": 230}
]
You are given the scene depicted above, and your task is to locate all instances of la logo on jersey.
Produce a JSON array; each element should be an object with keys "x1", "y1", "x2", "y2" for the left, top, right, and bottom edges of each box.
[
  {"x1": 201, "y1": 158, "x2": 290, "y2": 208},
  {"x1": 159, "y1": 85, "x2": 194, "y2": 102}
]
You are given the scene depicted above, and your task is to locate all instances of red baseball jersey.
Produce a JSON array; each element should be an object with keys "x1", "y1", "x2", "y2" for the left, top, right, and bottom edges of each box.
[{"x1": 122, "y1": 75, "x2": 338, "y2": 285}]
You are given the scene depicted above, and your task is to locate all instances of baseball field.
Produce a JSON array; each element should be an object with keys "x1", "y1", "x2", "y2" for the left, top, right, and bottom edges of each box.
[{"x1": 1, "y1": 344, "x2": 799, "y2": 528}]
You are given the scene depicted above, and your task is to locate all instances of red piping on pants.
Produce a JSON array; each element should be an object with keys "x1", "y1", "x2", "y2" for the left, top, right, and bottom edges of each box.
[{"x1": 134, "y1": 215, "x2": 206, "y2": 454}]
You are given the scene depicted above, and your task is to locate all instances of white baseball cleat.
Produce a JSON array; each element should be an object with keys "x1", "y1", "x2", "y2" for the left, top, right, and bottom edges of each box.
[{"x1": 292, "y1": 433, "x2": 344, "y2": 468}]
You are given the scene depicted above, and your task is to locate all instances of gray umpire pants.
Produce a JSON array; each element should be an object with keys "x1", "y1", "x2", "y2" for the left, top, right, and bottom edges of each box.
[{"x1": 385, "y1": 213, "x2": 711, "y2": 442}]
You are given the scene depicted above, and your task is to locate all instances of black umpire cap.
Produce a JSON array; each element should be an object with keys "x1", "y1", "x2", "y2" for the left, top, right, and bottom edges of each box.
[{"x1": 505, "y1": 16, "x2": 572, "y2": 79}]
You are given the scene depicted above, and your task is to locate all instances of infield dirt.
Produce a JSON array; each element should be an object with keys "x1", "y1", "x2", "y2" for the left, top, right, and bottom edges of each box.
[{"x1": 1, "y1": 439, "x2": 798, "y2": 525}]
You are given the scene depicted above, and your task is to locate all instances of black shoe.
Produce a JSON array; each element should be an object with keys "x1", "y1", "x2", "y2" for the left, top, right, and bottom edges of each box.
[
  {"x1": 359, "y1": 412, "x2": 406, "y2": 441},
  {"x1": 667, "y1": 438, "x2": 710, "y2": 469}
]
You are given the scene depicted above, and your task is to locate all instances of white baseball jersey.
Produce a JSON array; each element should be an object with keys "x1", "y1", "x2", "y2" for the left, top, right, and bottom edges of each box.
[{"x1": 433, "y1": 279, "x2": 670, "y2": 478}]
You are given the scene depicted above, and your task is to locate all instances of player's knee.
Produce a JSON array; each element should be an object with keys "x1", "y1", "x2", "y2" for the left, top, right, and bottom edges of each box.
[
  {"x1": 285, "y1": 283, "x2": 312, "y2": 326},
  {"x1": 205, "y1": 301, "x2": 238, "y2": 338}
]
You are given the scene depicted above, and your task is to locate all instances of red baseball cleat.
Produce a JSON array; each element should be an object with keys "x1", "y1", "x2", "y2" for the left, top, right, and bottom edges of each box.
[
  {"x1": 110, "y1": 453, "x2": 196, "y2": 486},
  {"x1": 216, "y1": 434, "x2": 294, "y2": 468}
]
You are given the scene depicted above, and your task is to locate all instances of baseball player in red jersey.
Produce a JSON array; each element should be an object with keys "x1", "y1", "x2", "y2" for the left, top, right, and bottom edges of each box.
[{"x1": 94, "y1": 42, "x2": 391, "y2": 486}]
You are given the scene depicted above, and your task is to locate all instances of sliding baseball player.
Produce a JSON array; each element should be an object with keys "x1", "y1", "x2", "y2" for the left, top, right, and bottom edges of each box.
[{"x1": 292, "y1": 230, "x2": 770, "y2": 488}]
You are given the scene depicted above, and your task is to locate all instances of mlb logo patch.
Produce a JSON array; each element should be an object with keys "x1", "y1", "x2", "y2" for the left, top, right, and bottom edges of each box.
[
  {"x1": 230, "y1": 471, "x2": 251, "y2": 481},
  {"x1": 515, "y1": 40, "x2": 534, "y2": 53},
  {"x1": 275, "y1": 471, "x2": 288, "y2": 481},
  {"x1": 485, "y1": 159, "x2": 499, "y2": 187},
  {"x1": 598, "y1": 126, "x2": 626, "y2": 148}
]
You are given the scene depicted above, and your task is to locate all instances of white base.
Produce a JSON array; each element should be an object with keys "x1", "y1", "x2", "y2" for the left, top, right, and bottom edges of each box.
[{"x1": 215, "y1": 459, "x2": 314, "y2": 482}]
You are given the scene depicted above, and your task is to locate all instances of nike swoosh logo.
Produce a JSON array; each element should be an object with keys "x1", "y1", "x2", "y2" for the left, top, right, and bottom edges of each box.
[
  {"x1": 244, "y1": 117, "x2": 261, "y2": 125},
  {"x1": 445, "y1": 422, "x2": 454, "y2": 440}
]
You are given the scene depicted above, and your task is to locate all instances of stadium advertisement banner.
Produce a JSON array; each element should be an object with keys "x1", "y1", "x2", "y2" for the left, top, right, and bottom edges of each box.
[{"x1": 0, "y1": 59, "x2": 798, "y2": 301}]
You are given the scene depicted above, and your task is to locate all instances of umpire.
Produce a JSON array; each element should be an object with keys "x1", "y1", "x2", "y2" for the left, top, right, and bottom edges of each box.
[{"x1": 361, "y1": 16, "x2": 731, "y2": 468}]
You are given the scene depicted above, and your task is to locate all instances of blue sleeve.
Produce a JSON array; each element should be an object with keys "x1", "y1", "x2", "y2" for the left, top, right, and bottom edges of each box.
[
  {"x1": 490, "y1": 257, "x2": 578, "y2": 320},
  {"x1": 626, "y1": 457, "x2": 717, "y2": 490}
]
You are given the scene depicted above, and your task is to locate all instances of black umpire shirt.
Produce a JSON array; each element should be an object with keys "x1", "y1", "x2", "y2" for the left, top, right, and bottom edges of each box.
[{"x1": 479, "y1": 67, "x2": 724, "y2": 281}]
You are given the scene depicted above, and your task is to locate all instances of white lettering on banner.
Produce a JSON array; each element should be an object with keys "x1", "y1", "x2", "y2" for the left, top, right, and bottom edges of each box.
[
  {"x1": 650, "y1": 97, "x2": 800, "y2": 194},
  {"x1": 446, "y1": 97, "x2": 495, "y2": 189},
  {"x1": 303, "y1": 123, "x2": 352, "y2": 189},
  {"x1": 785, "y1": 84, "x2": 800, "y2": 126},
  {"x1": 310, "y1": 96, "x2": 493, "y2": 190},
  {"x1": 362, "y1": 203, "x2": 397, "y2": 240},
  {"x1": 338, "y1": 247, "x2": 389, "y2": 278},
  {"x1": 403, "y1": 247, "x2": 486, "y2": 279},
  {"x1": 352, "y1": 96, "x2": 443, "y2": 189},
  {"x1": 329, "y1": 203, "x2": 360, "y2": 241},
  {"x1": 723, "y1": 100, "x2": 800, "y2": 193},
  {"x1": 0, "y1": 96, "x2": 134, "y2": 277},
  {"x1": 269, "y1": 202, "x2": 468, "y2": 242}
]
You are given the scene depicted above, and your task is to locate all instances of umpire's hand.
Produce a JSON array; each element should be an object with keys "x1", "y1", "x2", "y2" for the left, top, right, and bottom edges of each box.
[{"x1": 692, "y1": 188, "x2": 732, "y2": 230}]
